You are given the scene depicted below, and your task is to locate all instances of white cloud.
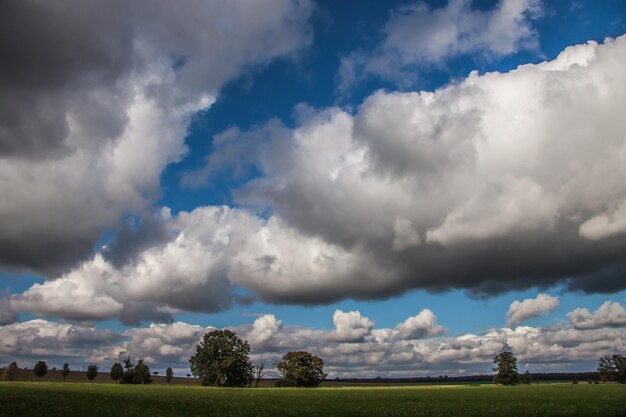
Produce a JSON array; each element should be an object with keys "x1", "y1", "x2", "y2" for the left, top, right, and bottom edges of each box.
[
  {"x1": 579, "y1": 198, "x2": 626, "y2": 240},
  {"x1": 338, "y1": 0, "x2": 543, "y2": 88},
  {"x1": 11, "y1": 35, "x2": 626, "y2": 319},
  {"x1": 567, "y1": 301, "x2": 626, "y2": 330},
  {"x1": 506, "y1": 294, "x2": 559, "y2": 327},
  {"x1": 11, "y1": 206, "x2": 387, "y2": 323},
  {"x1": 0, "y1": 0, "x2": 313, "y2": 274},
  {"x1": 247, "y1": 315, "x2": 283, "y2": 349},
  {"x1": 327, "y1": 310, "x2": 375, "y2": 342},
  {"x1": 395, "y1": 309, "x2": 445, "y2": 339}
]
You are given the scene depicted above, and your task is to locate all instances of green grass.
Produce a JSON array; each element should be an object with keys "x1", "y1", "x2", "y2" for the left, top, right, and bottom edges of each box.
[{"x1": 0, "y1": 382, "x2": 624, "y2": 417}]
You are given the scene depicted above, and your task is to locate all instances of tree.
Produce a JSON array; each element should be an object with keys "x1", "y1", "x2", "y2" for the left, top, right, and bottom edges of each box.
[
  {"x1": 189, "y1": 330, "x2": 251, "y2": 387},
  {"x1": 598, "y1": 354, "x2": 626, "y2": 383},
  {"x1": 33, "y1": 361, "x2": 48, "y2": 381},
  {"x1": 119, "y1": 357, "x2": 152, "y2": 384},
  {"x1": 276, "y1": 351, "x2": 326, "y2": 387},
  {"x1": 86, "y1": 364, "x2": 98, "y2": 382},
  {"x1": 110, "y1": 362, "x2": 123, "y2": 383},
  {"x1": 522, "y1": 370, "x2": 533, "y2": 384},
  {"x1": 62, "y1": 363, "x2": 70, "y2": 382},
  {"x1": 492, "y1": 351, "x2": 519, "y2": 386},
  {"x1": 1, "y1": 362, "x2": 18, "y2": 381},
  {"x1": 135, "y1": 359, "x2": 151, "y2": 384},
  {"x1": 165, "y1": 367, "x2": 174, "y2": 385},
  {"x1": 253, "y1": 362, "x2": 267, "y2": 388}
]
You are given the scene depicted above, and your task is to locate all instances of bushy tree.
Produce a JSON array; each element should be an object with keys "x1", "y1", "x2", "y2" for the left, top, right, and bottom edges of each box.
[
  {"x1": 598, "y1": 354, "x2": 626, "y2": 383},
  {"x1": 493, "y1": 351, "x2": 519, "y2": 386},
  {"x1": 165, "y1": 367, "x2": 174, "y2": 384},
  {"x1": 110, "y1": 362, "x2": 123, "y2": 383},
  {"x1": 33, "y1": 361, "x2": 47, "y2": 380},
  {"x1": 120, "y1": 357, "x2": 152, "y2": 384},
  {"x1": 62, "y1": 363, "x2": 70, "y2": 382},
  {"x1": 1, "y1": 362, "x2": 18, "y2": 381},
  {"x1": 86, "y1": 364, "x2": 98, "y2": 382},
  {"x1": 135, "y1": 359, "x2": 151, "y2": 384},
  {"x1": 189, "y1": 330, "x2": 251, "y2": 387},
  {"x1": 522, "y1": 370, "x2": 533, "y2": 384},
  {"x1": 276, "y1": 351, "x2": 326, "y2": 387}
]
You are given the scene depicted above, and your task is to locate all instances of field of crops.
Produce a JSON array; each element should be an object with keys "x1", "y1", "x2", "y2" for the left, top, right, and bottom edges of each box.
[{"x1": 0, "y1": 381, "x2": 624, "y2": 416}]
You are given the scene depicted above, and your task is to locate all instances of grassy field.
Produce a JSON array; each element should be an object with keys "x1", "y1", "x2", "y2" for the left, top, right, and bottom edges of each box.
[{"x1": 0, "y1": 382, "x2": 624, "y2": 417}]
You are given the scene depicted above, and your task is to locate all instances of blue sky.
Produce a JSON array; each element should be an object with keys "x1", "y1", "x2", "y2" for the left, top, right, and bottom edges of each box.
[{"x1": 1, "y1": 0, "x2": 626, "y2": 376}]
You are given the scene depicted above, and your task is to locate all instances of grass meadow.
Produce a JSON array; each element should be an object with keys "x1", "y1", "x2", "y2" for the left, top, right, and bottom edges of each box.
[{"x1": 1, "y1": 382, "x2": 625, "y2": 417}]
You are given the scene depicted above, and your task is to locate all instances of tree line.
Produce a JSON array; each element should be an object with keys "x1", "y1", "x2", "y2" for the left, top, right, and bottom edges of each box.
[
  {"x1": 492, "y1": 351, "x2": 626, "y2": 385},
  {"x1": 2, "y1": 329, "x2": 623, "y2": 387}
]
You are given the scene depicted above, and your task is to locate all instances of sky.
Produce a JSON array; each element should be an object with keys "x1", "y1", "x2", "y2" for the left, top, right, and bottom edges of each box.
[{"x1": 1, "y1": 0, "x2": 626, "y2": 378}]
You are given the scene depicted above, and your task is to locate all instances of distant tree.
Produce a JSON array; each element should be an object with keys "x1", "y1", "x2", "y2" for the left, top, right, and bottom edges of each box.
[
  {"x1": 189, "y1": 330, "x2": 251, "y2": 387},
  {"x1": 186, "y1": 374, "x2": 191, "y2": 378},
  {"x1": 598, "y1": 354, "x2": 626, "y2": 383},
  {"x1": 165, "y1": 367, "x2": 174, "y2": 384},
  {"x1": 33, "y1": 361, "x2": 48, "y2": 380},
  {"x1": 86, "y1": 364, "x2": 98, "y2": 382},
  {"x1": 119, "y1": 357, "x2": 152, "y2": 384},
  {"x1": 135, "y1": 359, "x2": 151, "y2": 384},
  {"x1": 1, "y1": 362, "x2": 18, "y2": 381},
  {"x1": 110, "y1": 362, "x2": 123, "y2": 383},
  {"x1": 493, "y1": 351, "x2": 519, "y2": 386},
  {"x1": 62, "y1": 363, "x2": 70, "y2": 382},
  {"x1": 522, "y1": 370, "x2": 533, "y2": 384},
  {"x1": 153, "y1": 371, "x2": 159, "y2": 376},
  {"x1": 276, "y1": 351, "x2": 326, "y2": 387}
]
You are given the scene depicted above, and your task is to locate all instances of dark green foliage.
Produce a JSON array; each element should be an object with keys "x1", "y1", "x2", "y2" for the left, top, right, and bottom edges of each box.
[
  {"x1": 110, "y1": 362, "x2": 123, "y2": 383},
  {"x1": 522, "y1": 370, "x2": 532, "y2": 384},
  {"x1": 33, "y1": 361, "x2": 47, "y2": 380},
  {"x1": 598, "y1": 354, "x2": 626, "y2": 383},
  {"x1": 1, "y1": 362, "x2": 18, "y2": 381},
  {"x1": 86, "y1": 364, "x2": 98, "y2": 382},
  {"x1": 165, "y1": 367, "x2": 173, "y2": 384},
  {"x1": 276, "y1": 351, "x2": 326, "y2": 387},
  {"x1": 120, "y1": 358, "x2": 152, "y2": 384},
  {"x1": 492, "y1": 351, "x2": 519, "y2": 386},
  {"x1": 135, "y1": 359, "x2": 151, "y2": 384},
  {"x1": 189, "y1": 330, "x2": 251, "y2": 387},
  {"x1": 62, "y1": 363, "x2": 70, "y2": 382}
]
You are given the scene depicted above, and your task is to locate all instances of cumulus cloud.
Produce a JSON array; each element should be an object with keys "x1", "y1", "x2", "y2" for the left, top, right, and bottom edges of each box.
[
  {"x1": 0, "y1": 0, "x2": 312, "y2": 274},
  {"x1": 395, "y1": 309, "x2": 444, "y2": 339},
  {"x1": 10, "y1": 34, "x2": 626, "y2": 321},
  {"x1": 567, "y1": 301, "x2": 626, "y2": 330},
  {"x1": 11, "y1": 206, "x2": 389, "y2": 323},
  {"x1": 247, "y1": 315, "x2": 283, "y2": 349},
  {"x1": 338, "y1": 0, "x2": 542, "y2": 90},
  {"x1": 327, "y1": 310, "x2": 375, "y2": 342},
  {"x1": 506, "y1": 294, "x2": 559, "y2": 327},
  {"x1": 226, "y1": 35, "x2": 626, "y2": 301}
]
